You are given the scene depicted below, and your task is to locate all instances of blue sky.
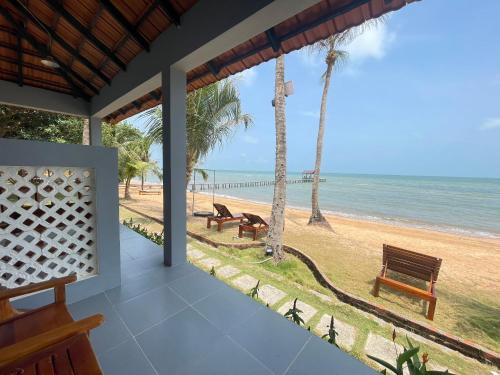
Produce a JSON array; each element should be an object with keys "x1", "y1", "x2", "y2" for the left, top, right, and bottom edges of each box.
[{"x1": 130, "y1": 0, "x2": 500, "y2": 178}]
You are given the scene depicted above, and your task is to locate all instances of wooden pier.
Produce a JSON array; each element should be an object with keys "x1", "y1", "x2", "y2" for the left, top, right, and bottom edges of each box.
[{"x1": 190, "y1": 178, "x2": 326, "y2": 191}]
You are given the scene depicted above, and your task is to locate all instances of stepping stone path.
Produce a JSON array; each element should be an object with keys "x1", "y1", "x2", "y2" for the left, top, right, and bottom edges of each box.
[
  {"x1": 365, "y1": 333, "x2": 408, "y2": 375},
  {"x1": 278, "y1": 299, "x2": 317, "y2": 324},
  {"x1": 217, "y1": 265, "x2": 241, "y2": 279},
  {"x1": 258, "y1": 284, "x2": 287, "y2": 306},
  {"x1": 315, "y1": 314, "x2": 357, "y2": 351},
  {"x1": 232, "y1": 274, "x2": 259, "y2": 291},
  {"x1": 198, "y1": 257, "x2": 222, "y2": 269},
  {"x1": 187, "y1": 248, "x2": 206, "y2": 260}
]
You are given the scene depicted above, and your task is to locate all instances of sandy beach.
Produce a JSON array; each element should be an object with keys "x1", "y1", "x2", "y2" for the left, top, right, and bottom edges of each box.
[{"x1": 120, "y1": 186, "x2": 500, "y2": 351}]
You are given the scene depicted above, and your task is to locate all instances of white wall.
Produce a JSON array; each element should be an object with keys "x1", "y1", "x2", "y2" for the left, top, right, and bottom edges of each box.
[{"x1": 0, "y1": 138, "x2": 120, "y2": 305}]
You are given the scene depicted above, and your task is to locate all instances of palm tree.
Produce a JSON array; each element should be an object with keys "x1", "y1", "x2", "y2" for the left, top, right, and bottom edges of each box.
[
  {"x1": 142, "y1": 80, "x2": 252, "y2": 186},
  {"x1": 121, "y1": 137, "x2": 160, "y2": 199},
  {"x1": 307, "y1": 20, "x2": 382, "y2": 227},
  {"x1": 266, "y1": 54, "x2": 287, "y2": 263}
]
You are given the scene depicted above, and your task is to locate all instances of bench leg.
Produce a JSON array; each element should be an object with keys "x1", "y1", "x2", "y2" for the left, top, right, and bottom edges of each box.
[
  {"x1": 253, "y1": 229, "x2": 257, "y2": 241},
  {"x1": 238, "y1": 226, "x2": 243, "y2": 238},
  {"x1": 373, "y1": 277, "x2": 381, "y2": 297},
  {"x1": 207, "y1": 218, "x2": 211, "y2": 229},
  {"x1": 427, "y1": 297, "x2": 437, "y2": 320},
  {"x1": 217, "y1": 222, "x2": 223, "y2": 232}
]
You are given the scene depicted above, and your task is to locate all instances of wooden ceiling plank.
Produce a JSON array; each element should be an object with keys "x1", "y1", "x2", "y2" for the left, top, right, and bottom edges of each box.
[
  {"x1": 100, "y1": 0, "x2": 150, "y2": 52},
  {"x1": 158, "y1": 0, "x2": 181, "y2": 26},
  {"x1": 17, "y1": 34, "x2": 23, "y2": 86},
  {"x1": 7, "y1": 0, "x2": 111, "y2": 86},
  {"x1": 44, "y1": 0, "x2": 128, "y2": 71},
  {"x1": 0, "y1": 5, "x2": 91, "y2": 100}
]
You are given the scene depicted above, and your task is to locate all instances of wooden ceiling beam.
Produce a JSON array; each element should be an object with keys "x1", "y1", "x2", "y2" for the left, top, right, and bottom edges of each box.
[
  {"x1": 101, "y1": 0, "x2": 150, "y2": 52},
  {"x1": 265, "y1": 27, "x2": 281, "y2": 52},
  {"x1": 7, "y1": 0, "x2": 111, "y2": 86},
  {"x1": 0, "y1": 5, "x2": 91, "y2": 100},
  {"x1": 44, "y1": 0, "x2": 127, "y2": 71},
  {"x1": 0, "y1": 40, "x2": 43, "y2": 58},
  {"x1": 159, "y1": 0, "x2": 181, "y2": 27}
]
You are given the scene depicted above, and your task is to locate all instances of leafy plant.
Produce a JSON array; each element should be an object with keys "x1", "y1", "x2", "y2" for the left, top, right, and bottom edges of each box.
[
  {"x1": 122, "y1": 218, "x2": 164, "y2": 246},
  {"x1": 210, "y1": 266, "x2": 216, "y2": 276},
  {"x1": 248, "y1": 280, "x2": 260, "y2": 299},
  {"x1": 284, "y1": 298, "x2": 304, "y2": 326},
  {"x1": 367, "y1": 334, "x2": 452, "y2": 375},
  {"x1": 321, "y1": 315, "x2": 338, "y2": 347}
]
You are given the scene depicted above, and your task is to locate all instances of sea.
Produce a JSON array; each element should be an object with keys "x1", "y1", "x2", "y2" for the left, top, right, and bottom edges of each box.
[{"x1": 182, "y1": 170, "x2": 500, "y2": 239}]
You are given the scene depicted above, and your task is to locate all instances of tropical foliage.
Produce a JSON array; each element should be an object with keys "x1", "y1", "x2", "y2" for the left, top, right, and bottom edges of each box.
[
  {"x1": 122, "y1": 218, "x2": 163, "y2": 245},
  {"x1": 284, "y1": 298, "x2": 304, "y2": 326},
  {"x1": 0, "y1": 104, "x2": 83, "y2": 143},
  {"x1": 142, "y1": 79, "x2": 252, "y2": 186},
  {"x1": 103, "y1": 122, "x2": 160, "y2": 198},
  {"x1": 321, "y1": 315, "x2": 339, "y2": 347},
  {"x1": 248, "y1": 280, "x2": 260, "y2": 299},
  {"x1": 367, "y1": 334, "x2": 452, "y2": 375}
]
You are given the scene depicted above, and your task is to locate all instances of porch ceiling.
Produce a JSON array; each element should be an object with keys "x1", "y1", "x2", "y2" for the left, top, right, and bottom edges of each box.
[{"x1": 0, "y1": 0, "x2": 414, "y2": 122}]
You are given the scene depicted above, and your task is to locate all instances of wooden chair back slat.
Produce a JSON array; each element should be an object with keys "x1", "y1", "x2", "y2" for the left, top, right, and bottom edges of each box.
[
  {"x1": 383, "y1": 244, "x2": 442, "y2": 281},
  {"x1": 213, "y1": 203, "x2": 233, "y2": 218},
  {"x1": 242, "y1": 213, "x2": 268, "y2": 227}
]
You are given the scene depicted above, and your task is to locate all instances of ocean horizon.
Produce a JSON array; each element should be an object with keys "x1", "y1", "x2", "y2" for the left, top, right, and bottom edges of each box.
[{"x1": 142, "y1": 170, "x2": 500, "y2": 239}]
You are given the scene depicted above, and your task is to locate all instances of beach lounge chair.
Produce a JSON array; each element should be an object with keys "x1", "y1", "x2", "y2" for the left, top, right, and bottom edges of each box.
[
  {"x1": 207, "y1": 203, "x2": 244, "y2": 232},
  {"x1": 373, "y1": 244, "x2": 442, "y2": 320},
  {"x1": 0, "y1": 274, "x2": 104, "y2": 374},
  {"x1": 239, "y1": 213, "x2": 269, "y2": 241}
]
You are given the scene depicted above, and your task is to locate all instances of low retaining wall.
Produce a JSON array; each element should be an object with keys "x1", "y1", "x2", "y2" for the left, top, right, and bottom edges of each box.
[{"x1": 119, "y1": 203, "x2": 499, "y2": 367}]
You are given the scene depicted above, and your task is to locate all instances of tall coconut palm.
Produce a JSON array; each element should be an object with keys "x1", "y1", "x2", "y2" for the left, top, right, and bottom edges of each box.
[
  {"x1": 307, "y1": 20, "x2": 382, "y2": 227},
  {"x1": 142, "y1": 80, "x2": 252, "y2": 186},
  {"x1": 266, "y1": 54, "x2": 287, "y2": 263}
]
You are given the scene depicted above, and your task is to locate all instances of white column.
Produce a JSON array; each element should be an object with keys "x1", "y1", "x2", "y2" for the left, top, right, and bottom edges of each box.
[
  {"x1": 89, "y1": 116, "x2": 102, "y2": 146},
  {"x1": 162, "y1": 66, "x2": 187, "y2": 266}
]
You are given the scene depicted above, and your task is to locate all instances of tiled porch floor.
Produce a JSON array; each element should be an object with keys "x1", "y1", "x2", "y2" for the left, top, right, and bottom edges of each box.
[{"x1": 68, "y1": 226, "x2": 376, "y2": 374}]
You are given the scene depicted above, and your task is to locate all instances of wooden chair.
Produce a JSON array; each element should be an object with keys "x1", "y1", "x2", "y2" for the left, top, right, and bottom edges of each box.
[
  {"x1": 238, "y1": 213, "x2": 269, "y2": 241},
  {"x1": 0, "y1": 274, "x2": 104, "y2": 374},
  {"x1": 207, "y1": 203, "x2": 244, "y2": 232},
  {"x1": 373, "y1": 244, "x2": 442, "y2": 320}
]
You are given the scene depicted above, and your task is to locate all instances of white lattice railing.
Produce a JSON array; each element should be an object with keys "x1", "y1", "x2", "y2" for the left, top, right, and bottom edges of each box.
[{"x1": 0, "y1": 166, "x2": 98, "y2": 288}]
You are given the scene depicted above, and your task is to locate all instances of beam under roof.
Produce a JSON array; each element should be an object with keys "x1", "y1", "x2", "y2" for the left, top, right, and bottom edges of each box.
[
  {"x1": 91, "y1": 0, "x2": 320, "y2": 118},
  {"x1": 0, "y1": 80, "x2": 90, "y2": 116}
]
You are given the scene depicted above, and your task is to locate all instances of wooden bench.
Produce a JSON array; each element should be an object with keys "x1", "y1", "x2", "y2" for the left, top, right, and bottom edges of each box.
[
  {"x1": 139, "y1": 189, "x2": 161, "y2": 195},
  {"x1": 238, "y1": 213, "x2": 269, "y2": 241},
  {"x1": 207, "y1": 203, "x2": 244, "y2": 232},
  {"x1": 373, "y1": 244, "x2": 442, "y2": 320},
  {"x1": 0, "y1": 274, "x2": 104, "y2": 374}
]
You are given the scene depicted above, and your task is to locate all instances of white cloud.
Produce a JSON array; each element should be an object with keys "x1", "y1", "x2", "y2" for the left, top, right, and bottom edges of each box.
[
  {"x1": 297, "y1": 22, "x2": 396, "y2": 73},
  {"x1": 480, "y1": 117, "x2": 500, "y2": 130},
  {"x1": 242, "y1": 134, "x2": 259, "y2": 144},
  {"x1": 299, "y1": 110, "x2": 320, "y2": 119},
  {"x1": 233, "y1": 67, "x2": 257, "y2": 86},
  {"x1": 346, "y1": 23, "x2": 396, "y2": 62}
]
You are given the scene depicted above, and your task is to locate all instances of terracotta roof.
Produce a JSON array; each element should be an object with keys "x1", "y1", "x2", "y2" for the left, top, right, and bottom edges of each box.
[
  {"x1": 106, "y1": 0, "x2": 415, "y2": 123},
  {"x1": 0, "y1": 0, "x2": 196, "y2": 99},
  {"x1": 0, "y1": 0, "x2": 415, "y2": 122}
]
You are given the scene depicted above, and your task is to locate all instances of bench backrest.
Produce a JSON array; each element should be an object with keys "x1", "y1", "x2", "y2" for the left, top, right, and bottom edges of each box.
[
  {"x1": 383, "y1": 244, "x2": 442, "y2": 282},
  {"x1": 242, "y1": 213, "x2": 268, "y2": 227},
  {"x1": 214, "y1": 203, "x2": 233, "y2": 218}
]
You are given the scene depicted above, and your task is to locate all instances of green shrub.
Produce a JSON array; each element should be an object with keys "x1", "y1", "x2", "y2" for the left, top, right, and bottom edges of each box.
[
  {"x1": 248, "y1": 280, "x2": 260, "y2": 299},
  {"x1": 284, "y1": 298, "x2": 304, "y2": 326},
  {"x1": 321, "y1": 315, "x2": 338, "y2": 347},
  {"x1": 367, "y1": 334, "x2": 452, "y2": 375}
]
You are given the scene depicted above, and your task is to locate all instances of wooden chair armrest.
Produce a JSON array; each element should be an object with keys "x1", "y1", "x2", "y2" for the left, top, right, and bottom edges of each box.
[
  {"x1": 0, "y1": 274, "x2": 77, "y2": 302},
  {"x1": 0, "y1": 313, "x2": 104, "y2": 367}
]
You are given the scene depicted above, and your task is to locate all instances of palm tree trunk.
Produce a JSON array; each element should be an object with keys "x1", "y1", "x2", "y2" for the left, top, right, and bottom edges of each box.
[
  {"x1": 141, "y1": 172, "x2": 145, "y2": 190},
  {"x1": 124, "y1": 176, "x2": 132, "y2": 199},
  {"x1": 308, "y1": 59, "x2": 334, "y2": 228},
  {"x1": 266, "y1": 55, "x2": 287, "y2": 263}
]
